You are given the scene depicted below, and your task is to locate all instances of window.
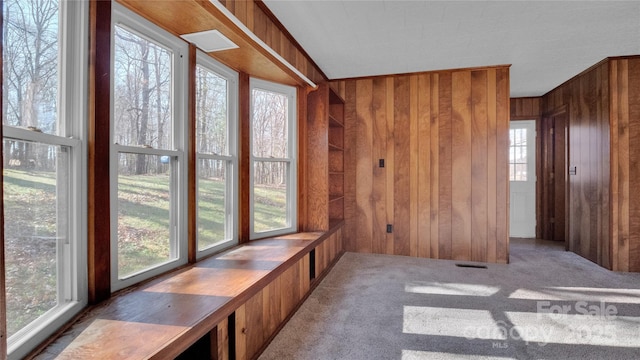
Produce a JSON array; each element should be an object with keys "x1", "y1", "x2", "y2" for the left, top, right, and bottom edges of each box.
[
  {"x1": 110, "y1": 4, "x2": 188, "y2": 290},
  {"x1": 2, "y1": 0, "x2": 87, "y2": 358},
  {"x1": 195, "y1": 52, "x2": 238, "y2": 257},
  {"x1": 509, "y1": 127, "x2": 528, "y2": 181},
  {"x1": 250, "y1": 79, "x2": 297, "y2": 239}
]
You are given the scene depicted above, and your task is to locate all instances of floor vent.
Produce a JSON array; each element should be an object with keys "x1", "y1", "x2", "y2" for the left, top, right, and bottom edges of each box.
[{"x1": 455, "y1": 263, "x2": 488, "y2": 269}]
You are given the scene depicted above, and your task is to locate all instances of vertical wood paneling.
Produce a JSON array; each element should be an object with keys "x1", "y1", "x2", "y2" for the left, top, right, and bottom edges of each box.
[
  {"x1": 487, "y1": 69, "x2": 498, "y2": 263},
  {"x1": 385, "y1": 78, "x2": 395, "y2": 255},
  {"x1": 628, "y1": 59, "x2": 640, "y2": 272},
  {"x1": 372, "y1": 78, "x2": 388, "y2": 254},
  {"x1": 343, "y1": 81, "x2": 358, "y2": 252},
  {"x1": 417, "y1": 74, "x2": 432, "y2": 258},
  {"x1": 438, "y1": 73, "x2": 453, "y2": 260},
  {"x1": 451, "y1": 72, "x2": 472, "y2": 260},
  {"x1": 429, "y1": 75, "x2": 440, "y2": 259},
  {"x1": 343, "y1": 66, "x2": 510, "y2": 263},
  {"x1": 409, "y1": 76, "x2": 420, "y2": 257},
  {"x1": 239, "y1": 73, "x2": 250, "y2": 243},
  {"x1": 244, "y1": 290, "x2": 264, "y2": 359},
  {"x1": 262, "y1": 276, "x2": 280, "y2": 341},
  {"x1": 394, "y1": 76, "x2": 411, "y2": 256},
  {"x1": 495, "y1": 68, "x2": 510, "y2": 263},
  {"x1": 235, "y1": 304, "x2": 246, "y2": 360},
  {"x1": 539, "y1": 58, "x2": 637, "y2": 271},
  {"x1": 88, "y1": 0, "x2": 112, "y2": 302},
  {"x1": 356, "y1": 79, "x2": 374, "y2": 253},
  {"x1": 471, "y1": 71, "x2": 489, "y2": 262},
  {"x1": 217, "y1": 318, "x2": 229, "y2": 360},
  {"x1": 610, "y1": 60, "x2": 619, "y2": 271}
]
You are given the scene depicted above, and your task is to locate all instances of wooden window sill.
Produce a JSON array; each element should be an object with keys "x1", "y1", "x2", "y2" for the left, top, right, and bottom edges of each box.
[{"x1": 35, "y1": 227, "x2": 344, "y2": 359}]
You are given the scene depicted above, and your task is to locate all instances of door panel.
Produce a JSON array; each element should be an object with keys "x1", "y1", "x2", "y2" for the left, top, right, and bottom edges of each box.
[{"x1": 509, "y1": 120, "x2": 536, "y2": 238}]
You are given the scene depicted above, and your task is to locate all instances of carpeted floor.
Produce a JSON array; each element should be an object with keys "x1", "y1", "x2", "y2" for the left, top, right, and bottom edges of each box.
[{"x1": 259, "y1": 239, "x2": 640, "y2": 360}]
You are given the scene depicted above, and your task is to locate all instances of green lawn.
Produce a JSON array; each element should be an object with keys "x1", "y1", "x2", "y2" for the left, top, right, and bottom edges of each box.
[{"x1": 3, "y1": 168, "x2": 288, "y2": 336}]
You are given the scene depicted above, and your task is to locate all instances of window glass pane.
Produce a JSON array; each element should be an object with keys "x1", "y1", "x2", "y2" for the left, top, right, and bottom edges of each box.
[
  {"x1": 2, "y1": 0, "x2": 59, "y2": 134},
  {"x1": 196, "y1": 66, "x2": 228, "y2": 156},
  {"x1": 113, "y1": 26, "x2": 172, "y2": 149},
  {"x1": 198, "y1": 159, "x2": 228, "y2": 250},
  {"x1": 516, "y1": 163, "x2": 527, "y2": 181},
  {"x1": 3, "y1": 140, "x2": 67, "y2": 337},
  {"x1": 252, "y1": 89, "x2": 288, "y2": 158},
  {"x1": 253, "y1": 161, "x2": 288, "y2": 233},
  {"x1": 117, "y1": 153, "x2": 174, "y2": 278}
]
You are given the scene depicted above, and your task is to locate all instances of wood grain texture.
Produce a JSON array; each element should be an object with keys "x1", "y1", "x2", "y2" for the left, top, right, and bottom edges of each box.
[
  {"x1": 486, "y1": 69, "x2": 497, "y2": 263},
  {"x1": 341, "y1": 66, "x2": 510, "y2": 263},
  {"x1": 471, "y1": 71, "x2": 488, "y2": 262},
  {"x1": 356, "y1": 79, "x2": 374, "y2": 253},
  {"x1": 626, "y1": 59, "x2": 640, "y2": 272},
  {"x1": 451, "y1": 71, "x2": 472, "y2": 261},
  {"x1": 88, "y1": 0, "x2": 112, "y2": 302},
  {"x1": 217, "y1": 319, "x2": 229, "y2": 360},
  {"x1": 372, "y1": 78, "x2": 388, "y2": 254},
  {"x1": 542, "y1": 58, "x2": 616, "y2": 269},
  {"x1": 495, "y1": 68, "x2": 510, "y2": 263},
  {"x1": 417, "y1": 74, "x2": 431, "y2": 258},
  {"x1": 305, "y1": 84, "x2": 329, "y2": 231},
  {"x1": 297, "y1": 86, "x2": 308, "y2": 231},
  {"x1": 239, "y1": 73, "x2": 250, "y2": 243},
  {"x1": 343, "y1": 80, "x2": 358, "y2": 252},
  {"x1": 394, "y1": 76, "x2": 411, "y2": 256},
  {"x1": 438, "y1": 73, "x2": 453, "y2": 259}
]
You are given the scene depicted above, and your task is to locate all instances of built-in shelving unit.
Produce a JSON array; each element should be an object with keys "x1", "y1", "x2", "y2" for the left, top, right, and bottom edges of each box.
[
  {"x1": 328, "y1": 90, "x2": 345, "y2": 228},
  {"x1": 306, "y1": 84, "x2": 345, "y2": 231}
]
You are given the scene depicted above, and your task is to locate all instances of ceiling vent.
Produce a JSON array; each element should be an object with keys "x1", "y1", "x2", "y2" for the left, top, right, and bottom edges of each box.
[{"x1": 181, "y1": 29, "x2": 239, "y2": 52}]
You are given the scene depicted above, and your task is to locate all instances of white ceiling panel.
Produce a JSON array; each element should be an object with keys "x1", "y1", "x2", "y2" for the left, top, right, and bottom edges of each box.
[{"x1": 263, "y1": 0, "x2": 640, "y2": 97}]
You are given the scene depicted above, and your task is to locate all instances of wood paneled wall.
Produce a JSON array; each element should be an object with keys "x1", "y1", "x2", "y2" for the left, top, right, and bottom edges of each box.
[
  {"x1": 221, "y1": 0, "x2": 326, "y2": 84},
  {"x1": 510, "y1": 97, "x2": 541, "y2": 120},
  {"x1": 335, "y1": 66, "x2": 510, "y2": 263},
  {"x1": 541, "y1": 61, "x2": 611, "y2": 267},
  {"x1": 610, "y1": 57, "x2": 640, "y2": 272}
]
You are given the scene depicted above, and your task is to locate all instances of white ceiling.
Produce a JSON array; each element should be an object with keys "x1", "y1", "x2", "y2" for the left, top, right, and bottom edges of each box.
[{"x1": 263, "y1": 0, "x2": 640, "y2": 97}]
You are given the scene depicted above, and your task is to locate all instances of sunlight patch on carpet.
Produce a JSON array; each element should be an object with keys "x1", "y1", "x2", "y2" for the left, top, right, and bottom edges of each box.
[
  {"x1": 402, "y1": 350, "x2": 515, "y2": 360},
  {"x1": 405, "y1": 282, "x2": 500, "y2": 297},
  {"x1": 403, "y1": 306, "x2": 506, "y2": 340}
]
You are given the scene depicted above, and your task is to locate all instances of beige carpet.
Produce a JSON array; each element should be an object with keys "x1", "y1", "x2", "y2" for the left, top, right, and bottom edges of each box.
[{"x1": 259, "y1": 239, "x2": 640, "y2": 360}]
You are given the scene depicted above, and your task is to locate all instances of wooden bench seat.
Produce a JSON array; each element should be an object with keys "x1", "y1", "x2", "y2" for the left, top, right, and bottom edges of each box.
[{"x1": 34, "y1": 229, "x2": 343, "y2": 359}]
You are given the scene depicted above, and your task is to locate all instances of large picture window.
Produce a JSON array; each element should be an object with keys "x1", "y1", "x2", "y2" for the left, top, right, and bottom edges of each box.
[
  {"x1": 110, "y1": 4, "x2": 188, "y2": 290},
  {"x1": 2, "y1": 0, "x2": 87, "y2": 358},
  {"x1": 195, "y1": 52, "x2": 238, "y2": 257},
  {"x1": 249, "y1": 79, "x2": 297, "y2": 239}
]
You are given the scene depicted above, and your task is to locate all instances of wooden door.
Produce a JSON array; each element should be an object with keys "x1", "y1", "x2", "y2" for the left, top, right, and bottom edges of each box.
[{"x1": 542, "y1": 109, "x2": 568, "y2": 242}]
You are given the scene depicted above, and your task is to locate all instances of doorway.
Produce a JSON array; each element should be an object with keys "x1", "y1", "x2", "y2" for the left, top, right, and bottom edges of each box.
[{"x1": 509, "y1": 120, "x2": 536, "y2": 238}]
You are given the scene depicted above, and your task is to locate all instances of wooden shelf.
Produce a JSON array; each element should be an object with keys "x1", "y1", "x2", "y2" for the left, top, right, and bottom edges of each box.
[
  {"x1": 118, "y1": 0, "x2": 315, "y2": 88},
  {"x1": 306, "y1": 84, "x2": 345, "y2": 231},
  {"x1": 329, "y1": 115, "x2": 344, "y2": 128}
]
